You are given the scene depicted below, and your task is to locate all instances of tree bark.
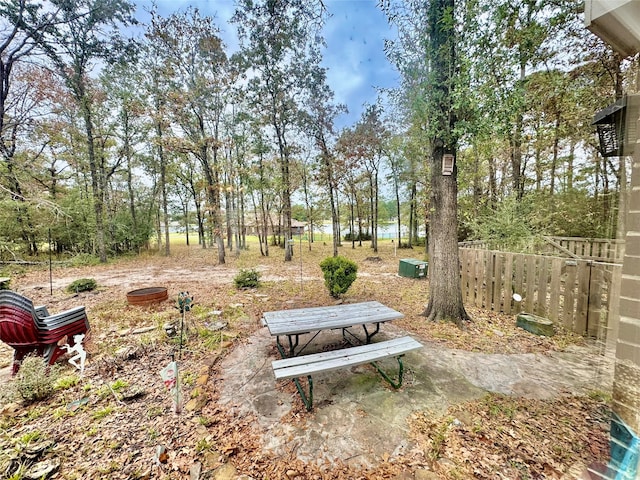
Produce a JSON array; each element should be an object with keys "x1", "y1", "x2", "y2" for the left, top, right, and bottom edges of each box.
[
  {"x1": 422, "y1": 0, "x2": 470, "y2": 326},
  {"x1": 423, "y1": 148, "x2": 470, "y2": 326}
]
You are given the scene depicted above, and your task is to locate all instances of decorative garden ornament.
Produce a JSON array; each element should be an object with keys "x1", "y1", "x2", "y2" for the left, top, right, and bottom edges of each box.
[{"x1": 61, "y1": 333, "x2": 87, "y2": 375}]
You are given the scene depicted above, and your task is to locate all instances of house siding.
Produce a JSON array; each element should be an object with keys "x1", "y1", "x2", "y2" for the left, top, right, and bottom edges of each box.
[{"x1": 613, "y1": 152, "x2": 640, "y2": 433}]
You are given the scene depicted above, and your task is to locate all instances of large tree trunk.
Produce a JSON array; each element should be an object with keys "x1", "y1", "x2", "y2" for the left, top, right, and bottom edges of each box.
[
  {"x1": 423, "y1": 0, "x2": 469, "y2": 326},
  {"x1": 423, "y1": 148, "x2": 470, "y2": 326}
]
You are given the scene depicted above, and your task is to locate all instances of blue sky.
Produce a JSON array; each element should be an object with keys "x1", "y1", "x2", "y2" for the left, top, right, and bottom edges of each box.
[{"x1": 133, "y1": 0, "x2": 399, "y2": 128}]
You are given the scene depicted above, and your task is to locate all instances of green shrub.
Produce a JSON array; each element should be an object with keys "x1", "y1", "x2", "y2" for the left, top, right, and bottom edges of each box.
[
  {"x1": 234, "y1": 269, "x2": 261, "y2": 289},
  {"x1": 344, "y1": 232, "x2": 371, "y2": 241},
  {"x1": 13, "y1": 356, "x2": 60, "y2": 403},
  {"x1": 66, "y1": 278, "x2": 97, "y2": 293},
  {"x1": 319, "y1": 256, "x2": 358, "y2": 298}
]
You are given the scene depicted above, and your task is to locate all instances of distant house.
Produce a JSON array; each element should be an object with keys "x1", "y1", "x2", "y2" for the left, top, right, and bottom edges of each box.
[
  {"x1": 291, "y1": 220, "x2": 305, "y2": 235},
  {"x1": 245, "y1": 215, "x2": 306, "y2": 236}
]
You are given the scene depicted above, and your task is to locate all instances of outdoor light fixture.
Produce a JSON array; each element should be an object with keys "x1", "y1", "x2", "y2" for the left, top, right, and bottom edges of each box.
[
  {"x1": 592, "y1": 95, "x2": 639, "y2": 157},
  {"x1": 442, "y1": 154, "x2": 454, "y2": 175}
]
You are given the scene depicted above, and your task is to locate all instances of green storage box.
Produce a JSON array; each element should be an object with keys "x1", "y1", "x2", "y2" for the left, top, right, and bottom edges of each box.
[{"x1": 399, "y1": 258, "x2": 428, "y2": 278}]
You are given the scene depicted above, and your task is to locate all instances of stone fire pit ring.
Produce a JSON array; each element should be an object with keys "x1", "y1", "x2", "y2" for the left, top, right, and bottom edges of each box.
[{"x1": 126, "y1": 287, "x2": 168, "y2": 306}]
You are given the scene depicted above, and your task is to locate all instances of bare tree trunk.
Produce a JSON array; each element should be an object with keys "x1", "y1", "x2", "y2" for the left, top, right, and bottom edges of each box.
[
  {"x1": 566, "y1": 140, "x2": 575, "y2": 191},
  {"x1": 159, "y1": 143, "x2": 170, "y2": 257},
  {"x1": 511, "y1": 61, "x2": 526, "y2": 200},
  {"x1": 549, "y1": 115, "x2": 560, "y2": 198},
  {"x1": 80, "y1": 98, "x2": 107, "y2": 263},
  {"x1": 395, "y1": 174, "x2": 402, "y2": 247}
]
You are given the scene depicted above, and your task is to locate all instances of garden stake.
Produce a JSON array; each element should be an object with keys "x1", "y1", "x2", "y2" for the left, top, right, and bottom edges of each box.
[
  {"x1": 176, "y1": 291, "x2": 194, "y2": 361},
  {"x1": 160, "y1": 353, "x2": 181, "y2": 414}
]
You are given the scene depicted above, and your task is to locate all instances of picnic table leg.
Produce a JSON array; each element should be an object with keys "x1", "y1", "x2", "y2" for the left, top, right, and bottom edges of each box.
[
  {"x1": 362, "y1": 322, "x2": 380, "y2": 343},
  {"x1": 277, "y1": 332, "x2": 322, "y2": 358},
  {"x1": 292, "y1": 375, "x2": 314, "y2": 411},
  {"x1": 276, "y1": 334, "x2": 300, "y2": 358},
  {"x1": 342, "y1": 322, "x2": 381, "y2": 345},
  {"x1": 371, "y1": 355, "x2": 406, "y2": 389}
]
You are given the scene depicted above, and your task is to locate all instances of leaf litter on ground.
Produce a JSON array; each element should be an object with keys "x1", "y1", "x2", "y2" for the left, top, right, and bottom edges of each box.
[{"x1": 0, "y1": 242, "x2": 612, "y2": 479}]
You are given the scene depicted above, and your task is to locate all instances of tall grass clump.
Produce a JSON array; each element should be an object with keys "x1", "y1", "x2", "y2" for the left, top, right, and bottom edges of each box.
[{"x1": 12, "y1": 357, "x2": 61, "y2": 403}]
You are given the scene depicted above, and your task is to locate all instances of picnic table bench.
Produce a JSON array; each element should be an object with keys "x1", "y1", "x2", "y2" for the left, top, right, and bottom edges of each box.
[
  {"x1": 272, "y1": 335, "x2": 423, "y2": 410},
  {"x1": 262, "y1": 301, "x2": 423, "y2": 410}
]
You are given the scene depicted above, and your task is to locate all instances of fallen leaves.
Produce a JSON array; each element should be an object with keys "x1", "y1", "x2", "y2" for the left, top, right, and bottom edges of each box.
[
  {"x1": 0, "y1": 243, "x2": 612, "y2": 479},
  {"x1": 409, "y1": 393, "x2": 611, "y2": 479}
]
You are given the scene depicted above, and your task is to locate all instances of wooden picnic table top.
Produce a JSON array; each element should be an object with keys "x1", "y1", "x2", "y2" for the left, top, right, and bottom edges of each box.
[{"x1": 262, "y1": 301, "x2": 404, "y2": 336}]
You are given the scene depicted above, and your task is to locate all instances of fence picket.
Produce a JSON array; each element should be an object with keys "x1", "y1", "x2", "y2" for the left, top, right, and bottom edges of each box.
[
  {"x1": 525, "y1": 256, "x2": 536, "y2": 314},
  {"x1": 536, "y1": 256, "x2": 548, "y2": 317},
  {"x1": 564, "y1": 262, "x2": 577, "y2": 330},
  {"x1": 485, "y1": 251, "x2": 494, "y2": 309},
  {"x1": 461, "y1": 248, "x2": 470, "y2": 303},
  {"x1": 504, "y1": 253, "x2": 514, "y2": 315},
  {"x1": 575, "y1": 262, "x2": 590, "y2": 335},
  {"x1": 549, "y1": 258, "x2": 562, "y2": 323},
  {"x1": 588, "y1": 265, "x2": 604, "y2": 338},
  {"x1": 474, "y1": 250, "x2": 483, "y2": 308},
  {"x1": 515, "y1": 254, "x2": 525, "y2": 301},
  {"x1": 493, "y1": 253, "x2": 503, "y2": 312}
]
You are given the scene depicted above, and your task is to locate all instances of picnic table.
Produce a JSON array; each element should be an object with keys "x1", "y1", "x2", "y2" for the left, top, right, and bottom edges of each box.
[
  {"x1": 262, "y1": 300, "x2": 405, "y2": 357},
  {"x1": 262, "y1": 301, "x2": 422, "y2": 410}
]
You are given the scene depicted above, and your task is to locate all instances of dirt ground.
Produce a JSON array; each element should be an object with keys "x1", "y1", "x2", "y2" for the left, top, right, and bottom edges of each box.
[{"x1": 0, "y1": 242, "x2": 614, "y2": 479}]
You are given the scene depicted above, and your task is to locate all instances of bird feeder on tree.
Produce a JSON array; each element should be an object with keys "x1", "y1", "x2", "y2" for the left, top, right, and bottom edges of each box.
[
  {"x1": 592, "y1": 95, "x2": 640, "y2": 157},
  {"x1": 442, "y1": 154, "x2": 454, "y2": 175}
]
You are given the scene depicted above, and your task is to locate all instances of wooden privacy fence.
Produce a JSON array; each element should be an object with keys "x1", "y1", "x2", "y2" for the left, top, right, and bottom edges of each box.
[
  {"x1": 458, "y1": 236, "x2": 624, "y2": 263},
  {"x1": 540, "y1": 236, "x2": 625, "y2": 263},
  {"x1": 459, "y1": 248, "x2": 622, "y2": 337}
]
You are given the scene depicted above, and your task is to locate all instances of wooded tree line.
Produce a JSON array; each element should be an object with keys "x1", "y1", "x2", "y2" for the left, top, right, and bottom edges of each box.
[{"x1": 0, "y1": 0, "x2": 635, "y2": 265}]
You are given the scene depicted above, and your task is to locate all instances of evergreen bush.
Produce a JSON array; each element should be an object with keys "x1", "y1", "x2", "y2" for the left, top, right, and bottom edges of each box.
[
  {"x1": 344, "y1": 232, "x2": 371, "y2": 241},
  {"x1": 66, "y1": 278, "x2": 97, "y2": 293},
  {"x1": 319, "y1": 256, "x2": 358, "y2": 298},
  {"x1": 234, "y1": 269, "x2": 261, "y2": 289}
]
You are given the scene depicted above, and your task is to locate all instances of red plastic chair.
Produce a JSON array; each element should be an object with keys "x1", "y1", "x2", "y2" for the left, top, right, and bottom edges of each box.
[{"x1": 0, "y1": 291, "x2": 90, "y2": 374}]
